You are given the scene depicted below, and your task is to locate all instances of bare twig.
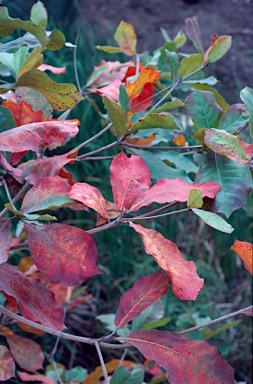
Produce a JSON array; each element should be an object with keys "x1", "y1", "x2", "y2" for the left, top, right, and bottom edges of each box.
[
  {"x1": 73, "y1": 122, "x2": 113, "y2": 153},
  {"x1": 0, "y1": 182, "x2": 30, "y2": 219},
  {"x1": 95, "y1": 341, "x2": 110, "y2": 384}
]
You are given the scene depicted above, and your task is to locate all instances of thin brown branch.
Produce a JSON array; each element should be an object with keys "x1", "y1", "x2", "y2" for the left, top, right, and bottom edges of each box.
[
  {"x1": 95, "y1": 341, "x2": 110, "y2": 384},
  {"x1": 0, "y1": 182, "x2": 30, "y2": 219}
]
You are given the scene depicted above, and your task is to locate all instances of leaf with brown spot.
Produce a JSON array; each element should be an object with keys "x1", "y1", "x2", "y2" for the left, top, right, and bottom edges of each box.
[
  {"x1": 0, "y1": 263, "x2": 65, "y2": 330},
  {"x1": 0, "y1": 345, "x2": 15, "y2": 381},
  {"x1": 231, "y1": 240, "x2": 253, "y2": 275},
  {"x1": 129, "y1": 223, "x2": 204, "y2": 301},
  {"x1": 25, "y1": 223, "x2": 102, "y2": 286}
]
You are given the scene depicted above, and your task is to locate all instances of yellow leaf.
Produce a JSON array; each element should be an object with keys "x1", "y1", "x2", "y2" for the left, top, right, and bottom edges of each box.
[{"x1": 114, "y1": 21, "x2": 137, "y2": 56}]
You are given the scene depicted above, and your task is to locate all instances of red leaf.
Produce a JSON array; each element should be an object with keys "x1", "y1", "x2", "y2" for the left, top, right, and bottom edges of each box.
[
  {"x1": 89, "y1": 78, "x2": 122, "y2": 101},
  {"x1": 21, "y1": 176, "x2": 72, "y2": 212},
  {"x1": 127, "y1": 330, "x2": 234, "y2": 384},
  {"x1": 0, "y1": 263, "x2": 65, "y2": 330},
  {"x1": 6, "y1": 332, "x2": 44, "y2": 372},
  {"x1": 231, "y1": 240, "x2": 253, "y2": 275},
  {"x1": 110, "y1": 152, "x2": 151, "y2": 210},
  {"x1": 0, "y1": 120, "x2": 79, "y2": 153},
  {"x1": 129, "y1": 223, "x2": 204, "y2": 301},
  {"x1": 130, "y1": 178, "x2": 221, "y2": 211},
  {"x1": 2, "y1": 100, "x2": 44, "y2": 126},
  {"x1": 115, "y1": 270, "x2": 171, "y2": 328},
  {"x1": 0, "y1": 345, "x2": 15, "y2": 381},
  {"x1": 130, "y1": 83, "x2": 155, "y2": 111},
  {"x1": 18, "y1": 372, "x2": 57, "y2": 384},
  {"x1": 88, "y1": 60, "x2": 130, "y2": 88},
  {"x1": 18, "y1": 152, "x2": 76, "y2": 184},
  {"x1": 0, "y1": 153, "x2": 24, "y2": 182},
  {"x1": 0, "y1": 219, "x2": 11, "y2": 265},
  {"x1": 25, "y1": 223, "x2": 102, "y2": 286},
  {"x1": 38, "y1": 64, "x2": 66, "y2": 74},
  {"x1": 68, "y1": 182, "x2": 108, "y2": 218}
]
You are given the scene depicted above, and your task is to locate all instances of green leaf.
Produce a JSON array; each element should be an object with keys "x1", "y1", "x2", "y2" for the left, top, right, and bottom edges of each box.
[
  {"x1": 202, "y1": 320, "x2": 241, "y2": 340},
  {"x1": 4, "y1": 203, "x2": 56, "y2": 221},
  {"x1": 218, "y1": 104, "x2": 248, "y2": 134},
  {"x1": 0, "y1": 106, "x2": 16, "y2": 132},
  {"x1": 128, "y1": 148, "x2": 191, "y2": 182},
  {"x1": 240, "y1": 86, "x2": 253, "y2": 137},
  {"x1": 15, "y1": 69, "x2": 84, "y2": 110},
  {"x1": 178, "y1": 54, "x2": 204, "y2": 79},
  {"x1": 128, "y1": 113, "x2": 179, "y2": 134},
  {"x1": 96, "y1": 45, "x2": 122, "y2": 53},
  {"x1": 22, "y1": 194, "x2": 78, "y2": 214},
  {"x1": 185, "y1": 18, "x2": 204, "y2": 55},
  {"x1": 119, "y1": 84, "x2": 130, "y2": 114},
  {"x1": 103, "y1": 96, "x2": 128, "y2": 137},
  {"x1": 111, "y1": 366, "x2": 144, "y2": 384},
  {"x1": 0, "y1": 33, "x2": 44, "y2": 53},
  {"x1": 185, "y1": 90, "x2": 223, "y2": 129},
  {"x1": 150, "y1": 99, "x2": 184, "y2": 113},
  {"x1": 173, "y1": 30, "x2": 186, "y2": 49},
  {"x1": 205, "y1": 35, "x2": 232, "y2": 63},
  {"x1": 64, "y1": 366, "x2": 88, "y2": 382},
  {"x1": 0, "y1": 52, "x2": 16, "y2": 78},
  {"x1": 165, "y1": 50, "x2": 179, "y2": 82},
  {"x1": 184, "y1": 76, "x2": 218, "y2": 86},
  {"x1": 195, "y1": 152, "x2": 253, "y2": 217},
  {"x1": 187, "y1": 189, "x2": 203, "y2": 208},
  {"x1": 158, "y1": 150, "x2": 199, "y2": 174},
  {"x1": 189, "y1": 84, "x2": 229, "y2": 111},
  {"x1": 142, "y1": 316, "x2": 172, "y2": 331},
  {"x1": 30, "y1": 1, "x2": 48, "y2": 28},
  {"x1": 204, "y1": 129, "x2": 249, "y2": 164},
  {"x1": 192, "y1": 208, "x2": 234, "y2": 234}
]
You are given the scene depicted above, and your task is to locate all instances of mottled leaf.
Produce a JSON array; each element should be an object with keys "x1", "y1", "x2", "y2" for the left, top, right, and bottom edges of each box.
[
  {"x1": 2, "y1": 100, "x2": 44, "y2": 126},
  {"x1": 115, "y1": 271, "x2": 171, "y2": 328},
  {"x1": 231, "y1": 240, "x2": 253, "y2": 275},
  {"x1": 0, "y1": 263, "x2": 65, "y2": 330},
  {"x1": 127, "y1": 330, "x2": 234, "y2": 384},
  {"x1": 185, "y1": 90, "x2": 223, "y2": 128},
  {"x1": 189, "y1": 84, "x2": 229, "y2": 111},
  {"x1": 218, "y1": 104, "x2": 248, "y2": 134},
  {"x1": 129, "y1": 223, "x2": 204, "y2": 301},
  {"x1": 25, "y1": 223, "x2": 101, "y2": 286},
  {"x1": 130, "y1": 178, "x2": 220, "y2": 212},
  {"x1": 0, "y1": 345, "x2": 15, "y2": 381},
  {"x1": 129, "y1": 113, "x2": 179, "y2": 134},
  {"x1": 240, "y1": 86, "x2": 253, "y2": 136},
  {"x1": 178, "y1": 54, "x2": 204, "y2": 79},
  {"x1": 192, "y1": 208, "x2": 234, "y2": 233},
  {"x1": 204, "y1": 129, "x2": 252, "y2": 164},
  {"x1": 0, "y1": 120, "x2": 79, "y2": 152},
  {"x1": 103, "y1": 96, "x2": 128, "y2": 136},
  {"x1": 185, "y1": 18, "x2": 204, "y2": 54},
  {"x1": 110, "y1": 152, "x2": 151, "y2": 210},
  {"x1": 195, "y1": 152, "x2": 253, "y2": 217},
  {"x1": 15, "y1": 69, "x2": 84, "y2": 110},
  {"x1": 68, "y1": 182, "x2": 108, "y2": 218},
  {"x1": 205, "y1": 35, "x2": 232, "y2": 63},
  {"x1": 114, "y1": 21, "x2": 137, "y2": 56},
  {"x1": 0, "y1": 219, "x2": 11, "y2": 264}
]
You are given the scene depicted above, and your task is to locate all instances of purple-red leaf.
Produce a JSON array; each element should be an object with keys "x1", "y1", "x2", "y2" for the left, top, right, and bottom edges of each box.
[
  {"x1": 129, "y1": 223, "x2": 204, "y2": 300},
  {"x1": 0, "y1": 345, "x2": 15, "y2": 381},
  {"x1": 68, "y1": 182, "x2": 108, "y2": 218},
  {"x1": 0, "y1": 263, "x2": 65, "y2": 330},
  {"x1": 130, "y1": 178, "x2": 220, "y2": 211},
  {"x1": 185, "y1": 18, "x2": 204, "y2": 55},
  {"x1": 0, "y1": 153, "x2": 24, "y2": 182},
  {"x1": 0, "y1": 120, "x2": 79, "y2": 152},
  {"x1": 127, "y1": 330, "x2": 234, "y2": 384},
  {"x1": 110, "y1": 152, "x2": 151, "y2": 210},
  {"x1": 0, "y1": 219, "x2": 11, "y2": 265},
  {"x1": 115, "y1": 271, "x2": 171, "y2": 329},
  {"x1": 25, "y1": 223, "x2": 102, "y2": 286}
]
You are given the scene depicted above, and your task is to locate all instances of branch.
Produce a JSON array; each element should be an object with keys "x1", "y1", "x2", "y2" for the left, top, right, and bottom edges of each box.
[
  {"x1": 0, "y1": 305, "x2": 130, "y2": 350},
  {"x1": 0, "y1": 182, "x2": 30, "y2": 219},
  {"x1": 95, "y1": 341, "x2": 110, "y2": 384},
  {"x1": 125, "y1": 208, "x2": 189, "y2": 221},
  {"x1": 121, "y1": 142, "x2": 203, "y2": 151},
  {"x1": 73, "y1": 122, "x2": 113, "y2": 153},
  {"x1": 76, "y1": 139, "x2": 118, "y2": 160}
]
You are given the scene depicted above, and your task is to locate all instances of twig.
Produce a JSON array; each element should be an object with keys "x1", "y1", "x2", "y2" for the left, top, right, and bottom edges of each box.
[
  {"x1": 73, "y1": 122, "x2": 113, "y2": 153},
  {"x1": 121, "y1": 142, "x2": 203, "y2": 151},
  {"x1": 95, "y1": 341, "x2": 110, "y2": 384},
  {"x1": 10, "y1": 242, "x2": 29, "y2": 251},
  {"x1": 123, "y1": 208, "x2": 189, "y2": 222},
  {"x1": 0, "y1": 182, "x2": 30, "y2": 219},
  {"x1": 2, "y1": 178, "x2": 17, "y2": 212},
  {"x1": 76, "y1": 140, "x2": 118, "y2": 161},
  {"x1": 74, "y1": 29, "x2": 82, "y2": 93},
  {"x1": 134, "y1": 202, "x2": 179, "y2": 218}
]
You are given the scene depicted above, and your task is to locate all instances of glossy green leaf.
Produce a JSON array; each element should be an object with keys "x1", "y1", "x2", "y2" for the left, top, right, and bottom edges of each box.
[
  {"x1": 185, "y1": 90, "x2": 223, "y2": 128},
  {"x1": 96, "y1": 45, "x2": 122, "y2": 53},
  {"x1": 192, "y1": 208, "x2": 234, "y2": 234},
  {"x1": 103, "y1": 96, "x2": 127, "y2": 136},
  {"x1": 129, "y1": 113, "x2": 179, "y2": 134},
  {"x1": 150, "y1": 99, "x2": 184, "y2": 113},
  {"x1": 15, "y1": 69, "x2": 84, "y2": 110},
  {"x1": 178, "y1": 54, "x2": 204, "y2": 79},
  {"x1": 205, "y1": 35, "x2": 232, "y2": 63},
  {"x1": 128, "y1": 149, "x2": 191, "y2": 181},
  {"x1": 22, "y1": 194, "x2": 77, "y2": 214},
  {"x1": 189, "y1": 84, "x2": 229, "y2": 111},
  {"x1": 204, "y1": 129, "x2": 249, "y2": 164},
  {"x1": 158, "y1": 150, "x2": 199, "y2": 174},
  {"x1": 30, "y1": 1, "x2": 47, "y2": 28},
  {"x1": 0, "y1": 106, "x2": 16, "y2": 132},
  {"x1": 187, "y1": 189, "x2": 203, "y2": 208},
  {"x1": 4, "y1": 203, "x2": 56, "y2": 221},
  {"x1": 165, "y1": 50, "x2": 179, "y2": 82},
  {"x1": 195, "y1": 152, "x2": 253, "y2": 217},
  {"x1": 119, "y1": 84, "x2": 130, "y2": 114},
  {"x1": 185, "y1": 18, "x2": 204, "y2": 55},
  {"x1": 218, "y1": 104, "x2": 248, "y2": 134},
  {"x1": 240, "y1": 86, "x2": 253, "y2": 136}
]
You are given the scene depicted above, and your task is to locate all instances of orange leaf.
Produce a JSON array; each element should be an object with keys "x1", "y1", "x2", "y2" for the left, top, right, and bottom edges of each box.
[
  {"x1": 125, "y1": 134, "x2": 156, "y2": 146},
  {"x1": 17, "y1": 322, "x2": 44, "y2": 336},
  {"x1": 173, "y1": 134, "x2": 188, "y2": 146},
  {"x1": 114, "y1": 21, "x2": 137, "y2": 56},
  {"x1": 83, "y1": 359, "x2": 134, "y2": 384},
  {"x1": 126, "y1": 67, "x2": 160, "y2": 100},
  {"x1": 2, "y1": 100, "x2": 44, "y2": 126},
  {"x1": 231, "y1": 240, "x2": 253, "y2": 275}
]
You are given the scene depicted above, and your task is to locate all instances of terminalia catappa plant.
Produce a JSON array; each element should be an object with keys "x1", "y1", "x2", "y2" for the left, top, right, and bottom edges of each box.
[{"x1": 0, "y1": 1, "x2": 252, "y2": 383}]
